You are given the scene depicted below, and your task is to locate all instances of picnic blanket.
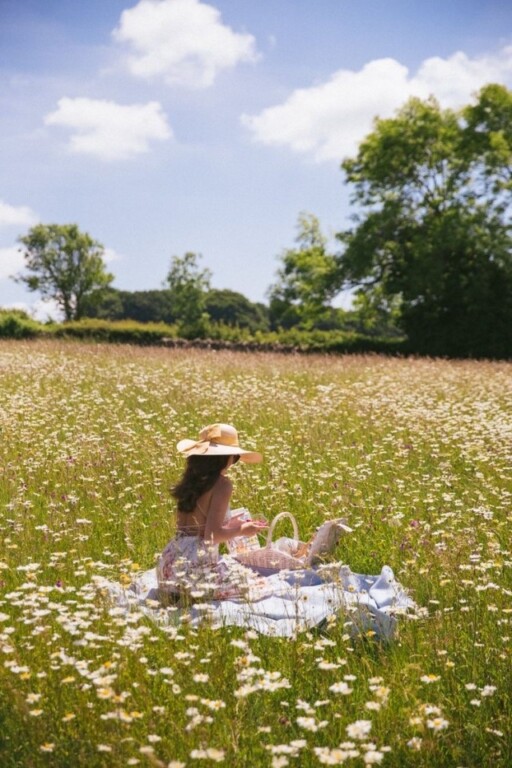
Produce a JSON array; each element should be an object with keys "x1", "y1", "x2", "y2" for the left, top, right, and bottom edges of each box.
[{"x1": 97, "y1": 559, "x2": 416, "y2": 640}]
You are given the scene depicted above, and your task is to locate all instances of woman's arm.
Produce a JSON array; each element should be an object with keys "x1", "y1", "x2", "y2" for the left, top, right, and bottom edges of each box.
[{"x1": 203, "y1": 477, "x2": 266, "y2": 544}]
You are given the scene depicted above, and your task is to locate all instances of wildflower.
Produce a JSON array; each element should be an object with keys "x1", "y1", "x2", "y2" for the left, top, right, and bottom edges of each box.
[
  {"x1": 317, "y1": 660, "x2": 341, "y2": 670},
  {"x1": 40, "y1": 743, "x2": 55, "y2": 752},
  {"x1": 29, "y1": 709, "x2": 43, "y2": 717},
  {"x1": 314, "y1": 746, "x2": 359, "y2": 764},
  {"x1": 96, "y1": 687, "x2": 115, "y2": 699},
  {"x1": 193, "y1": 673, "x2": 209, "y2": 683},
  {"x1": 346, "y1": 720, "x2": 372, "y2": 740},
  {"x1": 426, "y1": 717, "x2": 449, "y2": 731},
  {"x1": 407, "y1": 737, "x2": 422, "y2": 750},
  {"x1": 421, "y1": 704, "x2": 441, "y2": 716},
  {"x1": 190, "y1": 747, "x2": 225, "y2": 761},
  {"x1": 481, "y1": 685, "x2": 497, "y2": 697},
  {"x1": 267, "y1": 746, "x2": 293, "y2": 756},
  {"x1": 296, "y1": 716, "x2": 328, "y2": 732},
  {"x1": 329, "y1": 681, "x2": 353, "y2": 695},
  {"x1": 420, "y1": 674, "x2": 440, "y2": 683},
  {"x1": 364, "y1": 751, "x2": 384, "y2": 765},
  {"x1": 97, "y1": 745, "x2": 112, "y2": 752},
  {"x1": 62, "y1": 713, "x2": 76, "y2": 722}
]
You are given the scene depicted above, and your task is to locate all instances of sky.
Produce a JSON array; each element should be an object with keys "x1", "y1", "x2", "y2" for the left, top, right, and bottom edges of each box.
[{"x1": 2, "y1": 0, "x2": 512, "y2": 318}]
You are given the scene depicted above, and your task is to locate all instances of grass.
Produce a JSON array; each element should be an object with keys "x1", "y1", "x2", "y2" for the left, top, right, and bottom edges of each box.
[{"x1": 0, "y1": 339, "x2": 510, "y2": 767}]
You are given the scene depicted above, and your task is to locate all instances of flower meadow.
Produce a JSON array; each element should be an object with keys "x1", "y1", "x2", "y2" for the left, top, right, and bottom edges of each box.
[{"x1": 0, "y1": 340, "x2": 510, "y2": 768}]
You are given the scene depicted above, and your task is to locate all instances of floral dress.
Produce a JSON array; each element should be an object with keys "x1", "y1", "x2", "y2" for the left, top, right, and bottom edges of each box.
[{"x1": 156, "y1": 531, "x2": 264, "y2": 602}]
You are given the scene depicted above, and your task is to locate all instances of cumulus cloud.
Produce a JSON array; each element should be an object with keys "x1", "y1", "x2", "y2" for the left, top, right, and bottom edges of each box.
[
  {"x1": 112, "y1": 0, "x2": 259, "y2": 88},
  {"x1": 0, "y1": 200, "x2": 38, "y2": 229},
  {"x1": 242, "y1": 45, "x2": 512, "y2": 162},
  {"x1": 44, "y1": 97, "x2": 172, "y2": 161},
  {"x1": 4, "y1": 299, "x2": 63, "y2": 321},
  {"x1": 0, "y1": 246, "x2": 24, "y2": 281},
  {"x1": 102, "y1": 247, "x2": 123, "y2": 264}
]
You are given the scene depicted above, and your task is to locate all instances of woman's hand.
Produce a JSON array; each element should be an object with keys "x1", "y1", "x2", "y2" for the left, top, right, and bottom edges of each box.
[
  {"x1": 239, "y1": 519, "x2": 268, "y2": 537},
  {"x1": 224, "y1": 512, "x2": 246, "y2": 530}
]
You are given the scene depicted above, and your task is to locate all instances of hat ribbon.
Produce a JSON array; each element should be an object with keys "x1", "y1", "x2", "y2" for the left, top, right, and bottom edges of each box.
[{"x1": 182, "y1": 424, "x2": 225, "y2": 455}]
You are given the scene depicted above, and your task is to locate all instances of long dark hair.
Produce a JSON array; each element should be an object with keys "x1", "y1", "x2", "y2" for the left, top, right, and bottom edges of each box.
[{"x1": 172, "y1": 454, "x2": 238, "y2": 513}]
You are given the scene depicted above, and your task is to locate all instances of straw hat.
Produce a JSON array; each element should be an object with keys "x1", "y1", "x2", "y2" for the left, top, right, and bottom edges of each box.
[{"x1": 176, "y1": 423, "x2": 262, "y2": 464}]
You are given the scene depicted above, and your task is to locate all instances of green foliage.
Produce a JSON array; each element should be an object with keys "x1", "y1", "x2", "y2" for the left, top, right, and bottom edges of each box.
[
  {"x1": 165, "y1": 252, "x2": 211, "y2": 338},
  {"x1": 272, "y1": 327, "x2": 406, "y2": 355},
  {"x1": 51, "y1": 318, "x2": 178, "y2": 345},
  {"x1": 338, "y1": 87, "x2": 512, "y2": 358},
  {"x1": 268, "y1": 212, "x2": 340, "y2": 329},
  {"x1": 0, "y1": 307, "x2": 31, "y2": 320},
  {"x1": 0, "y1": 311, "x2": 43, "y2": 339},
  {"x1": 351, "y1": 286, "x2": 403, "y2": 337},
  {"x1": 16, "y1": 223, "x2": 114, "y2": 321},
  {"x1": 204, "y1": 288, "x2": 270, "y2": 332},
  {"x1": 83, "y1": 288, "x2": 176, "y2": 324}
]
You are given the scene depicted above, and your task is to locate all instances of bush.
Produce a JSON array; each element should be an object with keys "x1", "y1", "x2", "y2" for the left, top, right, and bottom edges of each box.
[
  {"x1": 51, "y1": 319, "x2": 178, "y2": 345},
  {"x1": 273, "y1": 327, "x2": 407, "y2": 355},
  {"x1": 0, "y1": 312, "x2": 43, "y2": 339}
]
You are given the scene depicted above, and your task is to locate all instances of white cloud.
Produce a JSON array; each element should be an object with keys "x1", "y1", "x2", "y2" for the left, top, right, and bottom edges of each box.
[
  {"x1": 0, "y1": 201, "x2": 38, "y2": 229},
  {"x1": 4, "y1": 299, "x2": 63, "y2": 322},
  {"x1": 242, "y1": 45, "x2": 512, "y2": 162},
  {"x1": 0, "y1": 246, "x2": 24, "y2": 281},
  {"x1": 44, "y1": 97, "x2": 172, "y2": 161},
  {"x1": 112, "y1": 0, "x2": 259, "y2": 88},
  {"x1": 103, "y1": 247, "x2": 123, "y2": 264},
  {"x1": 31, "y1": 298, "x2": 63, "y2": 322}
]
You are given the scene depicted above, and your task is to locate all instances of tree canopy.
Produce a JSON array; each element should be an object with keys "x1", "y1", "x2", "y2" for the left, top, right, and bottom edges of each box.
[
  {"x1": 268, "y1": 212, "x2": 339, "y2": 329},
  {"x1": 204, "y1": 289, "x2": 269, "y2": 332},
  {"x1": 165, "y1": 252, "x2": 211, "y2": 337},
  {"x1": 16, "y1": 223, "x2": 113, "y2": 321},
  {"x1": 337, "y1": 85, "x2": 512, "y2": 357}
]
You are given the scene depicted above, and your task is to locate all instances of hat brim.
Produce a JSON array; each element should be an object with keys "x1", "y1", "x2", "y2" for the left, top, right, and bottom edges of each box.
[{"x1": 176, "y1": 439, "x2": 262, "y2": 464}]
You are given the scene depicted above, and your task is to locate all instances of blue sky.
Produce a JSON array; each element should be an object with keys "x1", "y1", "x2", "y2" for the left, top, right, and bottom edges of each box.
[{"x1": 1, "y1": 0, "x2": 512, "y2": 317}]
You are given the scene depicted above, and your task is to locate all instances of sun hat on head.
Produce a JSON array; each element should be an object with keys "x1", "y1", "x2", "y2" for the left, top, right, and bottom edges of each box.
[{"x1": 177, "y1": 423, "x2": 262, "y2": 464}]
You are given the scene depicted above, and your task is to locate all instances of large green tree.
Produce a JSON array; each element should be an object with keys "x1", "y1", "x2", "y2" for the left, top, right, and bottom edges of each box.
[
  {"x1": 268, "y1": 212, "x2": 339, "y2": 329},
  {"x1": 16, "y1": 223, "x2": 113, "y2": 321},
  {"x1": 337, "y1": 85, "x2": 512, "y2": 358},
  {"x1": 204, "y1": 289, "x2": 269, "y2": 332},
  {"x1": 165, "y1": 252, "x2": 211, "y2": 337}
]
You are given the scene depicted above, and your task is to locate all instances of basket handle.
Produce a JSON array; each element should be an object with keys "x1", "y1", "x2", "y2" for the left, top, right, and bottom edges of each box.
[{"x1": 266, "y1": 512, "x2": 299, "y2": 548}]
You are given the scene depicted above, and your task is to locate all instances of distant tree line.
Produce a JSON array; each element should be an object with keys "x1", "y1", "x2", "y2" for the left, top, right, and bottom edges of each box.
[
  {"x1": 83, "y1": 285, "x2": 271, "y2": 334},
  {"x1": 11, "y1": 84, "x2": 512, "y2": 358}
]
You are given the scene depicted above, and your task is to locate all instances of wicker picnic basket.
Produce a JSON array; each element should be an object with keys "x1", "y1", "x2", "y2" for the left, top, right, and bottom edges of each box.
[{"x1": 234, "y1": 511, "x2": 307, "y2": 573}]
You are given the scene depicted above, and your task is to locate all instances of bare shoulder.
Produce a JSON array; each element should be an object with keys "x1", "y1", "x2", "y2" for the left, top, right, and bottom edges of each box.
[{"x1": 212, "y1": 475, "x2": 232, "y2": 499}]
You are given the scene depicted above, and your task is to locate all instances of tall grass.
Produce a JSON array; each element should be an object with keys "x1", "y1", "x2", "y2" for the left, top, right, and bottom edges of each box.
[{"x1": 0, "y1": 340, "x2": 510, "y2": 767}]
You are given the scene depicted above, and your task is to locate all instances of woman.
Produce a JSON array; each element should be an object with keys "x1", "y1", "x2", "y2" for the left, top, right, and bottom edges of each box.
[{"x1": 157, "y1": 423, "x2": 267, "y2": 601}]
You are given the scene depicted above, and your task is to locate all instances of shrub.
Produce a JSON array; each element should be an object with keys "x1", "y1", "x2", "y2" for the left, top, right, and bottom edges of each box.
[
  {"x1": 0, "y1": 312, "x2": 43, "y2": 339},
  {"x1": 51, "y1": 319, "x2": 178, "y2": 345}
]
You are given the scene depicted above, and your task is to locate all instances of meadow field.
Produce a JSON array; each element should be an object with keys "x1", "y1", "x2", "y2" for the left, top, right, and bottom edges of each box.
[{"x1": 0, "y1": 340, "x2": 510, "y2": 768}]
